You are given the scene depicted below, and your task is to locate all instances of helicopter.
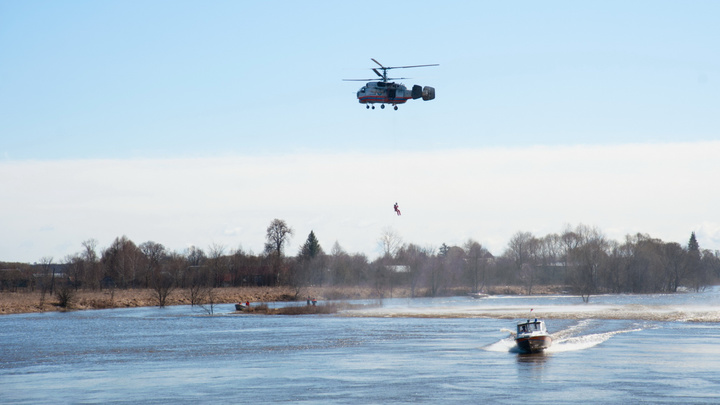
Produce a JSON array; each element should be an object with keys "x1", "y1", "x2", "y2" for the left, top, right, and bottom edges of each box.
[{"x1": 344, "y1": 58, "x2": 438, "y2": 110}]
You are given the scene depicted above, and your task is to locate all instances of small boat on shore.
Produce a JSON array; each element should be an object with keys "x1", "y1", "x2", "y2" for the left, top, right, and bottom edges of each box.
[
  {"x1": 515, "y1": 318, "x2": 552, "y2": 353},
  {"x1": 467, "y1": 292, "x2": 489, "y2": 299}
]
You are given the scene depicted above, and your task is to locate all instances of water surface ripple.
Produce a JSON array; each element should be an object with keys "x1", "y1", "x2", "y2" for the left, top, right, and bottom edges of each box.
[{"x1": 2, "y1": 289, "x2": 720, "y2": 404}]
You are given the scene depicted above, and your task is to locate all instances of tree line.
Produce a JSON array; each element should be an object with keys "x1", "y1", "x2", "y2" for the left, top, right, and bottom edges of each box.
[{"x1": 1, "y1": 221, "x2": 719, "y2": 305}]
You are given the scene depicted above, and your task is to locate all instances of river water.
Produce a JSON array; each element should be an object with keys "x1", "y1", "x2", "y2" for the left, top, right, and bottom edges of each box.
[{"x1": 2, "y1": 289, "x2": 720, "y2": 404}]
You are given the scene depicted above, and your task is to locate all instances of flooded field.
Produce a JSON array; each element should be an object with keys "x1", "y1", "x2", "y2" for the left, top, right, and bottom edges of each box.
[{"x1": 2, "y1": 289, "x2": 720, "y2": 403}]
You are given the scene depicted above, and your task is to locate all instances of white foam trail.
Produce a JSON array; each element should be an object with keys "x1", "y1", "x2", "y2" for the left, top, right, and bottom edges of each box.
[
  {"x1": 483, "y1": 337, "x2": 517, "y2": 352},
  {"x1": 547, "y1": 328, "x2": 641, "y2": 352},
  {"x1": 551, "y1": 319, "x2": 593, "y2": 341},
  {"x1": 483, "y1": 322, "x2": 642, "y2": 353}
]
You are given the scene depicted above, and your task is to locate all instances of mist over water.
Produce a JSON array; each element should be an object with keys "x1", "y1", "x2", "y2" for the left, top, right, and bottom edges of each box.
[
  {"x1": 2, "y1": 288, "x2": 720, "y2": 404},
  {"x1": 343, "y1": 289, "x2": 720, "y2": 322}
]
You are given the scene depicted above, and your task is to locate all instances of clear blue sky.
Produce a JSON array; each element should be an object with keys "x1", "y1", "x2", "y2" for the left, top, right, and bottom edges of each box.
[{"x1": 2, "y1": 1, "x2": 719, "y2": 262}]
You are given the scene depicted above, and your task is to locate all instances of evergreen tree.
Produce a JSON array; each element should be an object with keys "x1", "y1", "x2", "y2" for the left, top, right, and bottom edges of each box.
[
  {"x1": 295, "y1": 230, "x2": 325, "y2": 288},
  {"x1": 688, "y1": 232, "x2": 700, "y2": 253},
  {"x1": 301, "y1": 230, "x2": 323, "y2": 259},
  {"x1": 438, "y1": 243, "x2": 450, "y2": 257},
  {"x1": 687, "y1": 231, "x2": 703, "y2": 291}
]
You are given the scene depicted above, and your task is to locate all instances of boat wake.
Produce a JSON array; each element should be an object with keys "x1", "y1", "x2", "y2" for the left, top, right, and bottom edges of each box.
[
  {"x1": 483, "y1": 320, "x2": 643, "y2": 353},
  {"x1": 549, "y1": 327, "x2": 641, "y2": 353},
  {"x1": 483, "y1": 335, "x2": 518, "y2": 353}
]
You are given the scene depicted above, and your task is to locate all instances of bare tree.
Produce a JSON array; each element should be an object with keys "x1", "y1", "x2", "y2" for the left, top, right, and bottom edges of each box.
[
  {"x1": 57, "y1": 254, "x2": 80, "y2": 308},
  {"x1": 559, "y1": 226, "x2": 582, "y2": 283},
  {"x1": 397, "y1": 243, "x2": 427, "y2": 297},
  {"x1": 197, "y1": 287, "x2": 218, "y2": 315},
  {"x1": 438, "y1": 244, "x2": 466, "y2": 293},
  {"x1": 207, "y1": 243, "x2": 227, "y2": 287},
  {"x1": 265, "y1": 219, "x2": 294, "y2": 256},
  {"x1": 505, "y1": 231, "x2": 538, "y2": 294},
  {"x1": 101, "y1": 236, "x2": 141, "y2": 289},
  {"x1": 428, "y1": 244, "x2": 449, "y2": 297},
  {"x1": 264, "y1": 219, "x2": 293, "y2": 284},
  {"x1": 228, "y1": 246, "x2": 248, "y2": 286},
  {"x1": 151, "y1": 252, "x2": 179, "y2": 308},
  {"x1": 326, "y1": 241, "x2": 346, "y2": 286},
  {"x1": 464, "y1": 239, "x2": 490, "y2": 293},
  {"x1": 37, "y1": 256, "x2": 54, "y2": 307},
  {"x1": 369, "y1": 259, "x2": 390, "y2": 299},
  {"x1": 140, "y1": 241, "x2": 166, "y2": 288},
  {"x1": 537, "y1": 234, "x2": 560, "y2": 284},
  {"x1": 181, "y1": 246, "x2": 206, "y2": 288},
  {"x1": 186, "y1": 246, "x2": 207, "y2": 266},
  {"x1": 328, "y1": 242, "x2": 368, "y2": 286},
  {"x1": 700, "y1": 249, "x2": 720, "y2": 288},
  {"x1": 568, "y1": 226, "x2": 608, "y2": 302},
  {"x1": 80, "y1": 239, "x2": 101, "y2": 290},
  {"x1": 186, "y1": 264, "x2": 209, "y2": 306},
  {"x1": 506, "y1": 232, "x2": 533, "y2": 270},
  {"x1": 185, "y1": 262, "x2": 217, "y2": 314},
  {"x1": 661, "y1": 242, "x2": 686, "y2": 292},
  {"x1": 378, "y1": 227, "x2": 403, "y2": 259}
]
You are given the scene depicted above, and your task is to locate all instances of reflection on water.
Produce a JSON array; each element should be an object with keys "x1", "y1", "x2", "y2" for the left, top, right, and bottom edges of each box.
[
  {"x1": 2, "y1": 289, "x2": 720, "y2": 404},
  {"x1": 516, "y1": 352, "x2": 549, "y2": 364},
  {"x1": 515, "y1": 352, "x2": 549, "y2": 382}
]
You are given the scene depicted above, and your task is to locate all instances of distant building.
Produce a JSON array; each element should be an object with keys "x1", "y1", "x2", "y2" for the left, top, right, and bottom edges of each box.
[{"x1": 386, "y1": 265, "x2": 410, "y2": 273}]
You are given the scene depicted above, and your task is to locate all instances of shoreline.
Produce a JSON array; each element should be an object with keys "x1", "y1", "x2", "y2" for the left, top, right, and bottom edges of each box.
[{"x1": 0, "y1": 285, "x2": 566, "y2": 316}]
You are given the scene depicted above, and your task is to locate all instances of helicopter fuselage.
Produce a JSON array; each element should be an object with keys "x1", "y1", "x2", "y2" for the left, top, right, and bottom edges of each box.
[{"x1": 357, "y1": 82, "x2": 412, "y2": 105}]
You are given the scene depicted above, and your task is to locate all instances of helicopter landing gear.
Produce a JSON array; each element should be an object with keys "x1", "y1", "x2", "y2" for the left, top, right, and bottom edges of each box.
[
  {"x1": 393, "y1": 105, "x2": 398, "y2": 110},
  {"x1": 371, "y1": 105, "x2": 375, "y2": 109},
  {"x1": 366, "y1": 105, "x2": 370, "y2": 109},
  {"x1": 381, "y1": 104, "x2": 385, "y2": 109}
]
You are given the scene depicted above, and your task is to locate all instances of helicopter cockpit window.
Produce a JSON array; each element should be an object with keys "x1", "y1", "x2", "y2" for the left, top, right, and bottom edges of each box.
[{"x1": 360, "y1": 87, "x2": 366, "y2": 93}]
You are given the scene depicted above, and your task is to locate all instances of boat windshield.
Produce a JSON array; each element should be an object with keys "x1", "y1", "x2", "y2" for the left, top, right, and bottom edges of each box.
[{"x1": 518, "y1": 321, "x2": 545, "y2": 333}]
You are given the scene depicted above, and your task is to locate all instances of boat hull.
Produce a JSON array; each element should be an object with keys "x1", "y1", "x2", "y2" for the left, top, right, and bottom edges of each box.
[{"x1": 515, "y1": 335, "x2": 552, "y2": 353}]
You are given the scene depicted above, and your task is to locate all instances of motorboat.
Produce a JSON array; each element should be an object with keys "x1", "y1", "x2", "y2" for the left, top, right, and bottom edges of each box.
[
  {"x1": 515, "y1": 318, "x2": 552, "y2": 353},
  {"x1": 467, "y1": 291, "x2": 489, "y2": 299}
]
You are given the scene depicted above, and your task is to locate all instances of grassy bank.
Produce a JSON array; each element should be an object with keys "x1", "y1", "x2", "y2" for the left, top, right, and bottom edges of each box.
[
  {"x1": 0, "y1": 285, "x2": 567, "y2": 315},
  {"x1": 0, "y1": 286, "x2": 392, "y2": 315}
]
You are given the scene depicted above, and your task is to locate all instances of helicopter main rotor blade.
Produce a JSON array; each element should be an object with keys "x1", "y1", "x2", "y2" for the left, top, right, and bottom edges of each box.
[
  {"x1": 386, "y1": 64, "x2": 439, "y2": 70},
  {"x1": 371, "y1": 58, "x2": 384, "y2": 68},
  {"x1": 372, "y1": 68, "x2": 383, "y2": 78},
  {"x1": 342, "y1": 77, "x2": 411, "y2": 81}
]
